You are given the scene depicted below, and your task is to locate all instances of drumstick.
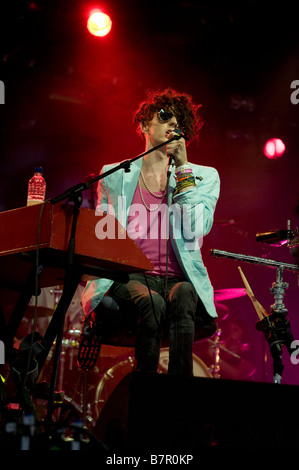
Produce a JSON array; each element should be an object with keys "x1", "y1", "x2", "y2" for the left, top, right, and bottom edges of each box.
[{"x1": 238, "y1": 266, "x2": 268, "y2": 320}]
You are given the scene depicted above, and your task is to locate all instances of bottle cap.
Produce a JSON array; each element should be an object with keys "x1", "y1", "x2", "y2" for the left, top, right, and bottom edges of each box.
[{"x1": 34, "y1": 166, "x2": 43, "y2": 174}]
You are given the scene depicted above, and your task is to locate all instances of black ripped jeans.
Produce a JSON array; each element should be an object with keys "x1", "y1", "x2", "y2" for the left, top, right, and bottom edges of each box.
[{"x1": 108, "y1": 273, "x2": 198, "y2": 376}]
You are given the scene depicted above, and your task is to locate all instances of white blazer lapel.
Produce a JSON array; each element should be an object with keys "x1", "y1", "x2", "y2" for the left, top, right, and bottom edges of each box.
[{"x1": 121, "y1": 158, "x2": 143, "y2": 226}]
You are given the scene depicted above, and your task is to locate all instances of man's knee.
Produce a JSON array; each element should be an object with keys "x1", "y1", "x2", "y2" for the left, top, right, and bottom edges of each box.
[
  {"x1": 169, "y1": 282, "x2": 197, "y2": 307},
  {"x1": 138, "y1": 292, "x2": 165, "y2": 330}
]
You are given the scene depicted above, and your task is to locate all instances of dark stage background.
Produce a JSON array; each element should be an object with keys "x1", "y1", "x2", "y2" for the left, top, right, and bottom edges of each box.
[{"x1": 0, "y1": 1, "x2": 299, "y2": 385}]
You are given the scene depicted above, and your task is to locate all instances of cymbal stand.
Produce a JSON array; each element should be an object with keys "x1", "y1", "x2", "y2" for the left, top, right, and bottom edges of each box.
[
  {"x1": 209, "y1": 329, "x2": 222, "y2": 379},
  {"x1": 208, "y1": 329, "x2": 243, "y2": 378},
  {"x1": 80, "y1": 371, "x2": 94, "y2": 430}
]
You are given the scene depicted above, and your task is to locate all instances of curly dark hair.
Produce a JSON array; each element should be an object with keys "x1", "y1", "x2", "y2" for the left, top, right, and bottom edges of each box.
[{"x1": 134, "y1": 88, "x2": 203, "y2": 144}]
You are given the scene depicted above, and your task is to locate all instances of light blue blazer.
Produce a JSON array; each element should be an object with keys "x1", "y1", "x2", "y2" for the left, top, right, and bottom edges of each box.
[{"x1": 81, "y1": 157, "x2": 220, "y2": 319}]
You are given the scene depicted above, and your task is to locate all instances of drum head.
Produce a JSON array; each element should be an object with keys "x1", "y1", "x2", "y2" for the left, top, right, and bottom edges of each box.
[
  {"x1": 92, "y1": 359, "x2": 134, "y2": 449},
  {"x1": 158, "y1": 348, "x2": 212, "y2": 378}
]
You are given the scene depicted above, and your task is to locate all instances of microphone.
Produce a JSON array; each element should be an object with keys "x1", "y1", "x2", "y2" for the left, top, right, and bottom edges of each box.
[
  {"x1": 172, "y1": 129, "x2": 189, "y2": 141},
  {"x1": 167, "y1": 129, "x2": 183, "y2": 178}
]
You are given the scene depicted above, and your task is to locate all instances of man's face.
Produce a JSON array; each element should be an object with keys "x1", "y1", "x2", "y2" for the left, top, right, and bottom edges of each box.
[{"x1": 142, "y1": 109, "x2": 179, "y2": 147}]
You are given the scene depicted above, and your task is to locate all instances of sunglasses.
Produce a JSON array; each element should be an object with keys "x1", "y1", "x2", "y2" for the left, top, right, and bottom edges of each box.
[
  {"x1": 157, "y1": 108, "x2": 176, "y2": 123},
  {"x1": 156, "y1": 108, "x2": 188, "y2": 139}
]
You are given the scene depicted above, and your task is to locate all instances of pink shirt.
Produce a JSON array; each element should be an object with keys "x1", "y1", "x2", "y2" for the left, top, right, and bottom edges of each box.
[{"x1": 127, "y1": 185, "x2": 184, "y2": 277}]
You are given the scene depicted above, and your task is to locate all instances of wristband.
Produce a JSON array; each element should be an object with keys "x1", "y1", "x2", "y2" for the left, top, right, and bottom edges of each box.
[
  {"x1": 176, "y1": 168, "x2": 193, "y2": 176},
  {"x1": 175, "y1": 164, "x2": 191, "y2": 174}
]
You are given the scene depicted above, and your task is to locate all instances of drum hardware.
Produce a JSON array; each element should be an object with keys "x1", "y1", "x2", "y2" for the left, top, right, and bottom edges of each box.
[
  {"x1": 211, "y1": 248, "x2": 299, "y2": 384},
  {"x1": 46, "y1": 286, "x2": 96, "y2": 428},
  {"x1": 58, "y1": 327, "x2": 98, "y2": 429},
  {"x1": 256, "y1": 220, "x2": 299, "y2": 260},
  {"x1": 256, "y1": 225, "x2": 297, "y2": 247},
  {"x1": 35, "y1": 328, "x2": 136, "y2": 433},
  {"x1": 208, "y1": 329, "x2": 221, "y2": 379},
  {"x1": 211, "y1": 249, "x2": 299, "y2": 274},
  {"x1": 256, "y1": 220, "x2": 298, "y2": 248},
  {"x1": 78, "y1": 370, "x2": 97, "y2": 430},
  {"x1": 205, "y1": 330, "x2": 242, "y2": 379},
  {"x1": 51, "y1": 324, "x2": 80, "y2": 393},
  {"x1": 289, "y1": 237, "x2": 299, "y2": 259},
  {"x1": 34, "y1": 327, "x2": 96, "y2": 431},
  {"x1": 49, "y1": 286, "x2": 63, "y2": 307}
]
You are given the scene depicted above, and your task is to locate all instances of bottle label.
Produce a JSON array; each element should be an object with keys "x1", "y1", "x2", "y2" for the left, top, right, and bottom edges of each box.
[{"x1": 27, "y1": 174, "x2": 46, "y2": 206}]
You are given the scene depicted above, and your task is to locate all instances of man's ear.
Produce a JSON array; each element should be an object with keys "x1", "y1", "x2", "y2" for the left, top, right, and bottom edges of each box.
[{"x1": 140, "y1": 122, "x2": 149, "y2": 134}]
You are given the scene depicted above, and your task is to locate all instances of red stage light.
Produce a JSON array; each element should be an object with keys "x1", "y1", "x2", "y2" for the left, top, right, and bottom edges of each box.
[
  {"x1": 87, "y1": 10, "x2": 112, "y2": 37},
  {"x1": 263, "y1": 138, "x2": 285, "y2": 159}
]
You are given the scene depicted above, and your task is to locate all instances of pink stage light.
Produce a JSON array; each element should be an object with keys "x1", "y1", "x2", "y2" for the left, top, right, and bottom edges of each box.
[
  {"x1": 87, "y1": 10, "x2": 112, "y2": 37},
  {"x1": 263, "y1": 138, "x2": 286, "y2": 159}
]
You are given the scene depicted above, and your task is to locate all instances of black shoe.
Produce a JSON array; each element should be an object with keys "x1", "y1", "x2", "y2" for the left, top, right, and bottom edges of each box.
[
  {"x1": 77, "y1": 297, "x2": 119, "y2": 370},
  {"x1": 77, "y1": 314, "x2": 102, "y2": 371}
]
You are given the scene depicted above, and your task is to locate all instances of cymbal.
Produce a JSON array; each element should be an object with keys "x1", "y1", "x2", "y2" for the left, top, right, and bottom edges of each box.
[
  {"x1": 25, "y1": 306, "x2": 53, "y2": 318},
  {"x1": 215, "y1": 302, "x2": 230, "y2": 319},
  {"x1": 214, "y1": 288, "x2": 246, "y2": 302}
]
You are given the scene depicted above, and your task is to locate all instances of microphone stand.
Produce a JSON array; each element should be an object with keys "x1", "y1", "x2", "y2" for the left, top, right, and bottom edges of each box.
[
  {"x1": 256, "y1": 266, "x2": 297, "y2": 384},
  {"x1": 45, "y1": 134, "x2": 182, "y2": 430},
  {"x1": 211, "y1": 249, "x2": 299, "y2": 384},
  {"x1": 50, "y1": 134, "x2": 182, "y2": 205}
]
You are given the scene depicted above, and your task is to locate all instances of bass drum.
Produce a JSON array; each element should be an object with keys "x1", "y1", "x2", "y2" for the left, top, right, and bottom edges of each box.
[
  {"x1": 93, "y1": 356, "x2": 135, "y2": 423},
  {"x1": 91, "y1": 348, "x2": 212, "y2": 447},
  {"x1": 91, "y1": 357, "x2": 134, "y2": 448},
  {"x1": 93, "y1": 348, "x2": 211, "y2": 421},
  {"x1": 158, "y1": 347, "x2": 213, "y2": 377}
]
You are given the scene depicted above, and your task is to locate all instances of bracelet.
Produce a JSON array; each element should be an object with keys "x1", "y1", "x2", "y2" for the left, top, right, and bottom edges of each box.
[
  {"x1": 174, "y1": 183, "x2": 196, "y2": 196},
  {"x1": 176, "y1": 169, "x2": 194, "y2": 181},
  {"x1": 173, "y1": 175, "x2": 196, "y2": 196},
  {"x1": 175, "y1": 164, "x2": 191, "y2": 174},
  {"x1": 177, "y1": 173, "x2": 194, "y2": 183},
  {"x1": 176, "y1": 168, "x2": 193, "y2": 177},
  {"x1": 176, "y1": 172, "x2": 194, "y2": 182},
  {"x1": 178, "y1": 177, "x2": 196, "y2": 187}
]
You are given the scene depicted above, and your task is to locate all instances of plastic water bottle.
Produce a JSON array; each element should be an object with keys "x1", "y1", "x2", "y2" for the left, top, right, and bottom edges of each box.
[{"x1": 27, "y1": 166, "x2": 46, "y2": 206}]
